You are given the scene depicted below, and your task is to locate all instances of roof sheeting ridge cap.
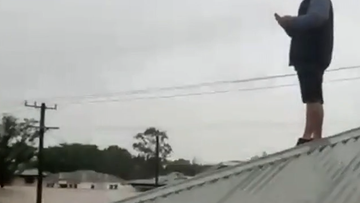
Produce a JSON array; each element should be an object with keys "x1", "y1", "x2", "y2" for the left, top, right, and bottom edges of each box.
[{"x1": 116, "y1": 126, "x2": 360, "y2": 203}]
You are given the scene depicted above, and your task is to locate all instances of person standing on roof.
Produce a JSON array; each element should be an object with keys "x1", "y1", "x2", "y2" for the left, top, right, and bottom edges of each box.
[{"x1": 274, "y1": 0, "x2": 334, "y2": 146}]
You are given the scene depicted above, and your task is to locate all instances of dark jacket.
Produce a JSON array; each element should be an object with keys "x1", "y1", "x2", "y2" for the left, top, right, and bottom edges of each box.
[{"x1": 289, "y1": 0, "x2": 334, "y2": 70}]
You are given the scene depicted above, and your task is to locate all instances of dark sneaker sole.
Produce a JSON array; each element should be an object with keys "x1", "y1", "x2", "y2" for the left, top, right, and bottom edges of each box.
[{"x1": 296, "y1": 138, "x2": 313, "y2": 146}]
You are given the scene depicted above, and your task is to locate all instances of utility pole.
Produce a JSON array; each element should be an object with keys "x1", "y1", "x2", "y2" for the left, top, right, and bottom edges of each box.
[
  {"x1": 24, "y1": 101, "x2": 59, "y2": 203},
  {"x1": 155, "y1": 134, "x2": 160, "y2": 186}
]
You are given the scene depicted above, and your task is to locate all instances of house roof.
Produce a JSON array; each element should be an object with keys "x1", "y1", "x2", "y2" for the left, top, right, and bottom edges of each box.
[
  {"x1": 114, "y1": 127, "x2": 360, "y2": 203},
  {"x1": 46, "y1": 170, "x2": 125, "y2": 184},
  {"x1": 127, "y1": 172, "x2": 189, "y2": 185},
  {"x1": 17, "y1": 169, "x2": 47, "y2": 176},
  {"x1": 201, "y1": 160, "x2": 244, "y2": 174}
]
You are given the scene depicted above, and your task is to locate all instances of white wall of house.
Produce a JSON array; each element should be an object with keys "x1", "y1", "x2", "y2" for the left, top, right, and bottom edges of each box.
[
  {"x1": 77, "y1": 182, "x2": 94, "y2": 189},
  {"x1": 12, "y1": 177, "x2": 25, "y2": 186},
  {"x1": 11, "y1": 177, "x2": 126, "y2": 191},
  {"x1": 106, "y1": 183, "x2": 122, "y2": 190},
  {"x1": 94, "y1": 182, "x2": 107, "y2": 190},
  {"x1": 78, "y1": 182, "x2": 123, "y2": 190},
  {"x1": 12, "y1": 177, "x2": 38, "y2": 187},
  {"x1": 69, "y1": 182, "x2": 124, "y2": 190}
]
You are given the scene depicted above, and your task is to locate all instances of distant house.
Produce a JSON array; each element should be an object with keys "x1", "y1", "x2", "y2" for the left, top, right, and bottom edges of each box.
[
  {"x1": 45, "y1": 170, "x2": 127, "y2": 190},
  {"x1": 128, "y1": 172, "x2": 189, "y2": 185},
  {"x1": 199, "y1": 160, "x2": 243, "y2": 175},
  {"x1": 12, "y1": 169, "x2": 48, "y2": 187},
  {"x1": 127, "y1": 172, "x2": 190, "y2": 191}
]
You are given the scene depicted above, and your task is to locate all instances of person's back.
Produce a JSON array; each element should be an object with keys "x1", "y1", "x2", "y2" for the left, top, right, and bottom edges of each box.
[{"x1": 275, "y1": 0, "x2": 334, "y2": 145}]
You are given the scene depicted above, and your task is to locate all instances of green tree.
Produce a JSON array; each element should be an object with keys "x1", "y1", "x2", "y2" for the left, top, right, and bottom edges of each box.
[
  {"x1": 100, "y1": 145, "x2": 134, "y2": 179},
  {"x1": 0, "y1": 115, "x2": 38, "y2": 188},
  {"x1": 43, "y1": 143, "x2": 101, "y2": 173},
  {"x1": 42, "y1": 143, "x2": 136, "y2": 180},
  {"x1": 132, "y1": 127, "x2": 172, "y2": 160}
]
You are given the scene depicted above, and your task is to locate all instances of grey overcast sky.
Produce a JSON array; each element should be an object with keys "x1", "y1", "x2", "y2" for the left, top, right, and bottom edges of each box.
[{"x1": 1, "y1": 0, "x2": 360, "y2": 163}]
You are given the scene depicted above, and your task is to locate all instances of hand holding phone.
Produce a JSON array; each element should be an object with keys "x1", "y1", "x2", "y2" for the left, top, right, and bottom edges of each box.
[{"x1": 274, "y1": 13, "x2": 281, "y2": 21}]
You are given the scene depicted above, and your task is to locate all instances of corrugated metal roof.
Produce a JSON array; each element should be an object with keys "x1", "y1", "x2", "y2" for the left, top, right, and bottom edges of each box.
[{"x1": 114, "y1": 127, "x2": 360, "y2": 203}]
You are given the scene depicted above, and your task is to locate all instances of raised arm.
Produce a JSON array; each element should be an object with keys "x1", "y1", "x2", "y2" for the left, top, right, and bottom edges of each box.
[{"x1": 290, "y1": 0, "x2": 331, "y2": 30}]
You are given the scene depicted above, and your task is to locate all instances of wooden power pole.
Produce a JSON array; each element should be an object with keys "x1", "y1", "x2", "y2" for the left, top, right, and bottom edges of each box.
[
  {"x1": 24, "y1": 101, "x2": 58, "y2": 203},
  {"x1": 155, "y1": 134, "x2": 160, "y2": 186}
]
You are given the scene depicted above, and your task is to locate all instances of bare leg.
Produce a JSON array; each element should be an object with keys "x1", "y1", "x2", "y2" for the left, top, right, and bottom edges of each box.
[
  {"x1": 312, "y1": 103, "x2": 324, "y2": 139},
  {"x1": 302, "y1": 104, "x2": 314, "y2": 139},
  {"x1": 296, "y1": 68, "x2": 325, "y2": 146},
  {"x1": 302, "y1": 103, "x2": 323, "y2": 140}
]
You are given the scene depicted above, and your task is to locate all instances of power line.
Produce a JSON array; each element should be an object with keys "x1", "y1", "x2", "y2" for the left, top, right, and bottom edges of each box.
[
  {"x1": 55, "y1": 118, "x2": 359, "y2": 132},
  {"x1": 2, "y1": 65, "x2": 360, "y2": 109},
  {"x1": 2, "y1": 75, "x2": 360, "y2": 113},
  {"x1": 63, "y1": 75, "x2": 360, "y2": 105},
  {"x1": 29, "y1": 65, "x2": 360, "y2": 103}
]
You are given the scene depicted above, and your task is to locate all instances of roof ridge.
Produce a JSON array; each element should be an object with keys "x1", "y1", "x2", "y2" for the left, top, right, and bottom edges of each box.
[{"x1": 116, "y1": 126, "x2": 360, "y2": 203}]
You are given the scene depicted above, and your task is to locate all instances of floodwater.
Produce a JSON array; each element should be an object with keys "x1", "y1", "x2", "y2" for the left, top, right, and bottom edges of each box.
[{"x1": 0, "y1": 186, "x2": 139, "y2": 203}]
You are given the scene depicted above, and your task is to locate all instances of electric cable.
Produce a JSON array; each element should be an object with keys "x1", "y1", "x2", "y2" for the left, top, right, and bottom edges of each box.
[
  {"x1": 63, "y1": 75, "x2": 360, "y2": 105},
  {"x1": 2, "y1": 65, "x2": 360, "y2": 109},
  {"x1": 28, "y1": 65, "x2": 360, "y2": 104}
]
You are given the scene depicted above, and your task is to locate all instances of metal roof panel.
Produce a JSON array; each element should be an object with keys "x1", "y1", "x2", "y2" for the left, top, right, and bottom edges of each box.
[{"x1": 115, "y1": 127, "x2": 360, "y2": 203}]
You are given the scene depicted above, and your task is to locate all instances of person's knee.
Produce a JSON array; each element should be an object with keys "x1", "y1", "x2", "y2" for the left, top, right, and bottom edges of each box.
[{"x1": 306, "y1": 102, "x2": 323, "y2": 112}]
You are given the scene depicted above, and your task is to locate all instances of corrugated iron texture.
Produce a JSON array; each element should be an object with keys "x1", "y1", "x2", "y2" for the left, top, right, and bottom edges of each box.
[{"x1": 115, "y1": 127, "x2": 360, "y2": 203}]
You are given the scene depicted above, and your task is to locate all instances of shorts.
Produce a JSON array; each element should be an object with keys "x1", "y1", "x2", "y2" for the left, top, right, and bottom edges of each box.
[{"x1": 296, "y1": 67, "x2": 325, "y2": 104}]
